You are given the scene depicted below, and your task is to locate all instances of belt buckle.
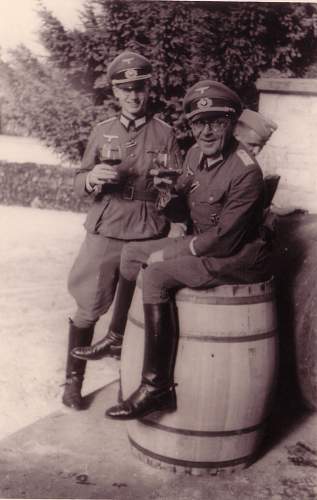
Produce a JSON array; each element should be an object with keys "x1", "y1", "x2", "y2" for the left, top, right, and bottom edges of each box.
[{"x1": 123, "y1": 185, "x2": 135, "y2": 200}]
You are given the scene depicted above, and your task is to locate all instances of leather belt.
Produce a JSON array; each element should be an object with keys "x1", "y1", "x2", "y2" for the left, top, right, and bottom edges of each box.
[
  {"x1": 122, "y1": 185, "x2": 157, "y2": 202},
  {"x1": 107, "y1": 184, "x2": 158, "y2": 202}
]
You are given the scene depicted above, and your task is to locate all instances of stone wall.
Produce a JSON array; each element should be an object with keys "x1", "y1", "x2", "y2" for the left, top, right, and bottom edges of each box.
[{"x1": 256, "y1": 78, "x2": 317, "y2": 214}]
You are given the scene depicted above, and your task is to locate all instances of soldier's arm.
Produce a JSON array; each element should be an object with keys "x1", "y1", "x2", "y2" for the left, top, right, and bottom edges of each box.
[
  {"x1": 73, "y1": 126, "x2": 99, "y2": 196},
  {"x1": 192, "y1": 168, "x2": 263, "y2": 257},
  {"x1": 163, "y1": 167, "x2": 263, "y2": 260}
]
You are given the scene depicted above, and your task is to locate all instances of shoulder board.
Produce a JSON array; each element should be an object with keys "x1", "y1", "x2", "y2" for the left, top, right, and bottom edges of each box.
[
  {"x1": 236, "y1": 149, "x2": 255, "y2": 167},
  {"x1": 153, "y1": 116, "x2": 172, "y2": 128},
  {"x1": 98, "y1": 116, "x2": 117, "y2": 125}
]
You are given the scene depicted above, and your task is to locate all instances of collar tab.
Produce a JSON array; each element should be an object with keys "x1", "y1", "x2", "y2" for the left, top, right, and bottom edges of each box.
[{"x1": 120, "y1": 114, "x2": 147, "y2": 130}]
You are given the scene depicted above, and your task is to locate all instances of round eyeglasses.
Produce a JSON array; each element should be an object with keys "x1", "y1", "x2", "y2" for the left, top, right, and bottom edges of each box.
[{"x1": 190, "y1": 117, "x2": 230, "y2": 134}]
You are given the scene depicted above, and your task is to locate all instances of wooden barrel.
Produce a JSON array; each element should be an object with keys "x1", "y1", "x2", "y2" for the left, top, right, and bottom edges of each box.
[{"x1": 120, "y1": 277, "x2": 279, "y2": 474}]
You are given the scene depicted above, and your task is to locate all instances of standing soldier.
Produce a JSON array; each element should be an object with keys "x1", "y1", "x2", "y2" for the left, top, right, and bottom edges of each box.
[
  {"x1": 234, "y1": 109, "x2": 280, "y2": 208},
  {"x1": 63, "y1": 50, "x2": 181, "y2": 411},
  {"x1": 234, "y1": 109, "x2": 300, "y2": 215},
  {"x1": 102, "y1": 80, "x2": 273, "y2": 420}
]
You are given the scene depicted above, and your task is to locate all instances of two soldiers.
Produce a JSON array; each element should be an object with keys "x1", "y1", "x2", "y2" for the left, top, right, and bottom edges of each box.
[{"x1": 68, "y1": 59, "x2": 273, "y2": 419}]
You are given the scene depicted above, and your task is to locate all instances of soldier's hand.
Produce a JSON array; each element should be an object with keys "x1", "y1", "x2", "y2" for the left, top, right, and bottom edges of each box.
[
  {"x1": 168, "y1": 222, "x2": 187, "y2": 238},
  {"x1": 149, "y1": 168, "x2": 174, "y2": 190},
  {"x1": 150, "y1": 168, "x2": 181, "y2": 189},
  {"x1": 87, "y1": 163, "x2": 120, "y2": 186},
  {"x1": 147, "y1": 250, "x2": 164, "y2": 265}
]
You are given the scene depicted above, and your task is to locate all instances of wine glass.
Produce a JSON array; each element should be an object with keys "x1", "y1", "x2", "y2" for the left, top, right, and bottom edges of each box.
[
  {"x1": 101, "y1": 136, "x2": 122, "y2": 165},
  {"x1": 152, "y1": 150, "x2": 181, "y2": 181},
  {"x1": 100, "y1": 136, "x2": 122, "y2": 183}
]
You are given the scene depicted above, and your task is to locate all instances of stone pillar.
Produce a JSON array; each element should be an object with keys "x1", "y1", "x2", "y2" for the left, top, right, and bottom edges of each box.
[{"x1": 256, "y1": 78, "x2": 317, "y2": 214}]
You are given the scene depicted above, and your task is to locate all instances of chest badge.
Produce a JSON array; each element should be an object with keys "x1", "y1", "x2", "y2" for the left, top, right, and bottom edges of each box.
[
  {"x1": 126, "y1": 139, "x2": 137, "y2": 148},
  {"x1": 190, "y1": 180, "x2": 200, "y2": 193},
  {"x1": 210, "y1": 213, "x2": 220, "y2": 226}
]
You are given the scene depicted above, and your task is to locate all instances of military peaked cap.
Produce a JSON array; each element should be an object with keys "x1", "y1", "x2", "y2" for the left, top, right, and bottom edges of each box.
[
  {"x1": 183, "y1": 80, "x2": 242, "y2": 120},
  {"x1": 107, "y1": 51, "x2": 152, "y2": 85},
  {"x1": 238, "y1": 109, "x2": 278, "y2": 142}
]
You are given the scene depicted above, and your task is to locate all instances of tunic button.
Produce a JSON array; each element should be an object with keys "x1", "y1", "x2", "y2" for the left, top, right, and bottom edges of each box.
[
  {"x1": 129, "y1": 153, "x2": 135, "y2": 158},
  {"x1": 209, "y1": 196, "x2": 214, "y2": 201}
]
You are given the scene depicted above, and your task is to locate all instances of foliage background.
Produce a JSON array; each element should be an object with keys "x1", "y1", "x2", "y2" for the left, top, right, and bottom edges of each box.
[
  {"x1": 0, "y1": 160, "x2": 92, "y2": 211},
  {"x1": 1, "y1": 0, "x2": 317, "y2": 161}
]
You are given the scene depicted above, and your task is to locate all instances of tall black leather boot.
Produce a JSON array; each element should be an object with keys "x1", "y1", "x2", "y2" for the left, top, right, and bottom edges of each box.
[
  {"x1": 62, "y1": 319, "x2": 94, "y2": 410},
  {"x1": 106, "y1": 301, "x2": 178, "y2": 420},
  {"x1": 71, "y1": 275, "x2": 136, "y2": 361}
]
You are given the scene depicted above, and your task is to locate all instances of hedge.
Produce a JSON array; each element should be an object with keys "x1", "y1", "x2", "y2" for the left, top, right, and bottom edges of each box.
[{"x1": 0, "y1": 161, "x2": 92, "y2": 213}]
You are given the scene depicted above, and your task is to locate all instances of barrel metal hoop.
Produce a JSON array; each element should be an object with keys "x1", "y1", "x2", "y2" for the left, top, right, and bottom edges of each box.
[
  {"x1": 175, "y1": 292, "x2": 274, "y2": 305},
  {"x1": 128, "y1": 315, "x2": 277, "y2": 343},
  {"x1": 129, "y1": 436, "x2": 253, "y2": 469},
  {"x1": 181, "y1": 329, "x2": 278, "y2": 343},
  {"x1": 138, "y1": 418, "x2": 266, "y2": 437}
]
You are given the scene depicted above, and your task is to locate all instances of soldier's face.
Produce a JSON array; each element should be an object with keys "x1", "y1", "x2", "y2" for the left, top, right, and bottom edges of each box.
[
  {"x1": 235, "y1": 127, "x2": 264, "y2": 157},
  {"x1": 190, "y1": 114, "x2": 234, "y2": 157},
  {"x1": 113, "y1": 81, "x2": 150, "y2": 118}
]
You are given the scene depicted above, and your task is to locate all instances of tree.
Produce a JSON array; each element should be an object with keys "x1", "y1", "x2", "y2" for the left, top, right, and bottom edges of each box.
[
  {"x1": 0, "y1": 46, "x2": 113, "y2": 161},
  {"x1": 2, "y1": 1, "x2": 316, "y2": 160}
]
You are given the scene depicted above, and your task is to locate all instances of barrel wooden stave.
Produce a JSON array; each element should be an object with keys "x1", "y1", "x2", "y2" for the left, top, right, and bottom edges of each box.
[
  {"x1": 121, "y1": 278, "x2": 278, "y2": 472},
  {"x1": 129, "y1": 421, "x2": 260, "y2": 464}
]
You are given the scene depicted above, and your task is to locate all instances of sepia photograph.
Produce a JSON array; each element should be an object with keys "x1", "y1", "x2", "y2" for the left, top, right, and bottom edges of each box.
[{"x1": 0, "y1": 0, "x2": 317, "y2": 498}]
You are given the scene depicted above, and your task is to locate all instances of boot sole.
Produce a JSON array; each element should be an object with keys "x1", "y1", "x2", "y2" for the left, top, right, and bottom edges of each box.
[
  {"x1": 71, "y1": 351, "x2": 121, "y2": 361},
  {"x1": 105, "y1": 400, "x2": 177, "y2": 420},
  {"x1": 62, "y1": 399, "x2": 85, "y2": 411}
]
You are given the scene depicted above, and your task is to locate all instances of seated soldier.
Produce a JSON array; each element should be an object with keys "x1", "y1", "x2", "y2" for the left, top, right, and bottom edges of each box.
[{"x1": 103, "y1": 80, "x2": 274, "y2": 420}]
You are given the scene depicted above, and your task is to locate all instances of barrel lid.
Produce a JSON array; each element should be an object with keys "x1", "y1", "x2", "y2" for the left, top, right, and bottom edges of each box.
[{"x1": 175, "y1": 278, "x2": 275, "y2": 304}]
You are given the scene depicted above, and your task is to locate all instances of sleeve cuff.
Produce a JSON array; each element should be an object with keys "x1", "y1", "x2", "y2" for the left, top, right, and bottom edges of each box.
[{"x1": 189, "y1": 237, "x2": 198, "y2": 256}]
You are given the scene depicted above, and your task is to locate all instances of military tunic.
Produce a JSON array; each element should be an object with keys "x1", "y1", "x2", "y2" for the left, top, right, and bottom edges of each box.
[
  {"x1": 68, "y1": 114, "x2": 181, "y2": 326},
  {"x1": 119, "y1": 139, "x2": 272, "y2": 304}
]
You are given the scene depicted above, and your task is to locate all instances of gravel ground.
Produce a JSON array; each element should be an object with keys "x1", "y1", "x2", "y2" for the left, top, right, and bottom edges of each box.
[
  {"x1": 0, "y1": 205, "x2": 119, "y2": 440},
  {"x1": 1, "y1": 205, "x2": 317, "y2": 499},
  {"x1": 0, "y1": 142, "x2": 316, "y2": 498}
]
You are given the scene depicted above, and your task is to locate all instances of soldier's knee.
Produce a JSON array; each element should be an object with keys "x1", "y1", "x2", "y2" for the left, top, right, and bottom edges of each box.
[
  {"x1": 120, "y1": 242, "x2": 138, "y2": 263},
  {"x1": 142, "y1": 265, "x2": 169, "y2": 303},
  {"x1": 144, "y1": 264, "x2": 167, "y2": 287},
  {"x1": 120, "y1": 242, "x2": 143, "y2": 280},
  {"x1": 72, "y1": 310, "x2": 98, "y2": 329}
]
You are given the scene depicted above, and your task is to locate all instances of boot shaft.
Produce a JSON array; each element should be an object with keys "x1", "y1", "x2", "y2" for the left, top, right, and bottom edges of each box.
[
  {"x1": 109, "y1": 274, "x2": 136, "y2": 335},
  {"x1": 63, "y1": 320, "x2": 94, "y2": 410},
  {"x1": 65, "y1": 319, "x2": 94, "y2": 379},
  {"x1": 142, "y1": 302, "x2": 179, "y2": 388}
]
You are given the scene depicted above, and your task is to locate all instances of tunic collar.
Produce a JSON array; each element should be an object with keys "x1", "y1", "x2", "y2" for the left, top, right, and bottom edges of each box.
[
  {"x1": 120, "y1": 114, "x2": 147, "y2": 131},
  {"x1": 198, "y1": 152, "x2": 224, "y2": 171}
]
